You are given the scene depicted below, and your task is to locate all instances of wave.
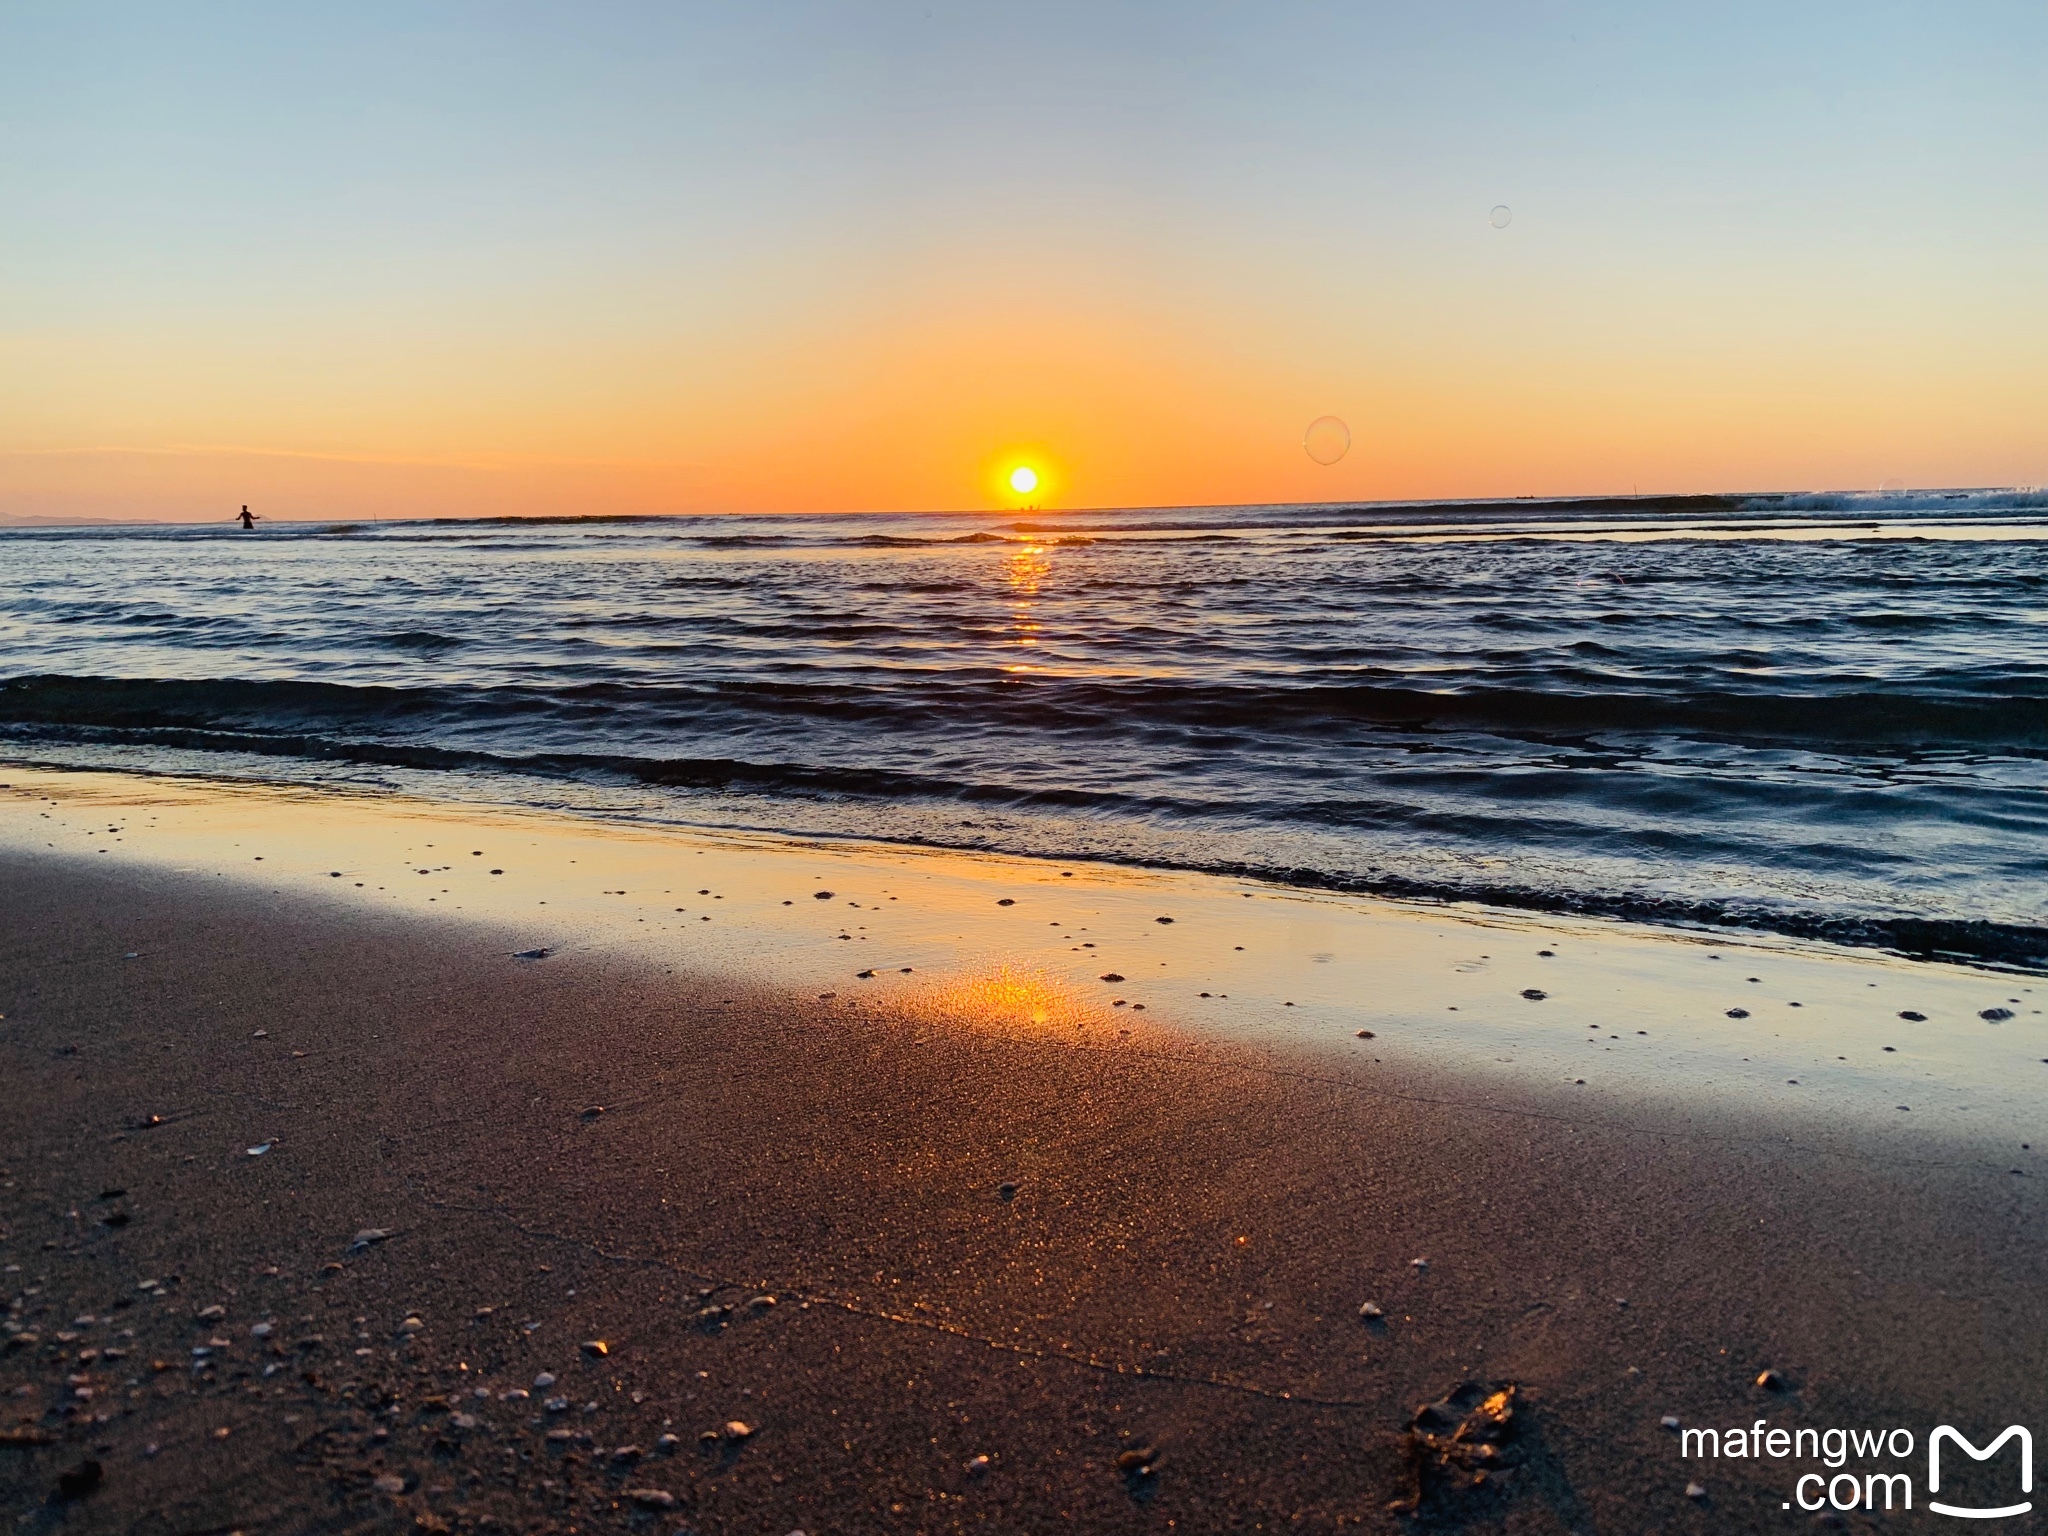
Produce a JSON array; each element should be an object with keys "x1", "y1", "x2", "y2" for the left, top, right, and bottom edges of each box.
[
  {"x1": 376, "y1": 630, "x2": 465, "y2": 651},
  {"x1": 5, "y1": 672, "x2": 2040, "y2": 755},
  {"x1": 5, "y1": 487, "x2": 2043, "y2": 548},
  {"x1": 4, "y1": 715, "x2": 2041, "y2": 972}
]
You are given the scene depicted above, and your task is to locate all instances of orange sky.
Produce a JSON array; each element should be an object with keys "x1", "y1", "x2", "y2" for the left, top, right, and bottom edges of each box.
[{"x1": 5, "y1": 6, "x2": 2044, "y2": 521}]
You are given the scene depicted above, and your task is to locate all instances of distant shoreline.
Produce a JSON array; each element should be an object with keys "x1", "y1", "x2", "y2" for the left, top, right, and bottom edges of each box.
[{"x1": 4, "y1": 483, "x2": 2045, "y2": 531}]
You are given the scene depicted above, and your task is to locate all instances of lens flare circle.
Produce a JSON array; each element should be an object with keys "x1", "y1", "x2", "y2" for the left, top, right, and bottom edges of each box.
[
  {"x1": 1489, "y1": 204, "x2": 1513, "y2": 229},
  {"x1": 1009, "y1": 465, "x2": 1040, "y2": 495},
  {"x1": 1303, "y1": 416, "x2": 1350, "y2": 467}
]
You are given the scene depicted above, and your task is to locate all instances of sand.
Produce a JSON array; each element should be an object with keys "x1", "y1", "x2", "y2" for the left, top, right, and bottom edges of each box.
[{"x1": 2, "y1": 767, "x2": 2045, "y2": 1533}]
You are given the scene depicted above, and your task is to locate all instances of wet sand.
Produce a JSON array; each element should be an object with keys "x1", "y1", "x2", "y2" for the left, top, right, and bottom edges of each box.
[{"x1": 2, "y1": 770, "x2": 2046, "y2": 1533}]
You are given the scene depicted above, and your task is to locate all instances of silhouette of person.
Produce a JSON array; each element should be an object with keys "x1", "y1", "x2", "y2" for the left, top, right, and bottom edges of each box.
[{"x1": 237, "y1": 505, "x2": 257, "y2": 530}]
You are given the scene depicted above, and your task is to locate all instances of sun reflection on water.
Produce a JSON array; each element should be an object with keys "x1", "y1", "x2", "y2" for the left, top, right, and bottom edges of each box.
[{"x1": 1004, "y1": 541, "x2": 1050, "y2": 663}]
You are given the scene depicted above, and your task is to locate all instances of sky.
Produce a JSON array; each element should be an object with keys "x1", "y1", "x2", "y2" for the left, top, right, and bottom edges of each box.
[{"x1": 3, "y1": 1, "x2": 2044, "y2": 520}]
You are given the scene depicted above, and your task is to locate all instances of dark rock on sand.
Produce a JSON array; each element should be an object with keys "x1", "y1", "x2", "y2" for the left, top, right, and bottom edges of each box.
[
  {"x1": 55, "y1": 1459, "x2": 104, "y2": 1500},
  {"x1": 1390, "y1": 1382, "x2": 1540, "y2": 1523},
  {"x1": 1116, "y1": 1444, "x2": 1161, "y2": 1476}
]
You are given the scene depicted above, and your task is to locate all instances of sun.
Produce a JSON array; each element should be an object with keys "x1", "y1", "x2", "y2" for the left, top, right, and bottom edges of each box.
[{"x1": 1008, "y1": 465, "x2": 1039, "y2": 496}]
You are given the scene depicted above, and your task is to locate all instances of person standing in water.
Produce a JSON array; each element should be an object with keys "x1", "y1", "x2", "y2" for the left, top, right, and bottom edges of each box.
[{"x1": 236, "y1": 505, "x2": 257, "y2": 529}]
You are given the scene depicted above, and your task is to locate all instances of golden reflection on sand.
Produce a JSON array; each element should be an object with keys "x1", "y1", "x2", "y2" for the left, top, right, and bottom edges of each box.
[
  {"x1": 939, "y1": 967, "x2": 1073, "y2": 1034},
  {"x1": 0, "y1": 764, "x2": 2040, "y2": 1146}
]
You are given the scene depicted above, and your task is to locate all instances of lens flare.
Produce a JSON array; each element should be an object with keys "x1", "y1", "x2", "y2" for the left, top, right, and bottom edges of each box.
[{"x1": 1303, "y1": 416, "x2": 1350, "y2": 466}]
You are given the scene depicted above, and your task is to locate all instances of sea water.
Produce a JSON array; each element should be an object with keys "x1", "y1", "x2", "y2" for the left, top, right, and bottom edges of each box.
[{"x1": 2, "y1": 491, "x2": 2043, "y2": 969}]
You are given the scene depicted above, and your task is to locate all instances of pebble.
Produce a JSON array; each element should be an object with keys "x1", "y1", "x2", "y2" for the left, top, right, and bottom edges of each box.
[
  {"x1": 656, "y1": 1433, "x2": 681, "y2": 1453},
  {"x1": 195, "y1": 1305, "x2": 227, "y2": 1323},
  {"x1": 1725, "y1": 1008, "x2": 1749, "y2": 1019},
  {"x1": 349, "y1": 1228, "x2": 395, "y2": 1251},
  {"x1": 1409, "y1": 1258, "x2": 1429, "y2": 1271},
  {"x1": 1100, "y1": 973, "x2": 1125, "y2": 983},
  {"x1": 725, "y1": 1420, "x2": 754, "y2": 1441},
  {"x1": 965, "y1": 1454, "x2": 991, "y2": 1474},
  {"x1": 250, "y1": 1323, "x2": 272, "y2": 1339},
  {"x1": 533, "y1": 1372, "x2": 556, "y2": 1388},
  {"x1": 1898, "y1": 1010, "x2": 1927, "y2": 1021},
  {"x1": 1355, "y1": 1029, "x2": 1375, "y2": 1039},
  {"x1": 1661, "y1": 1415, "x2": 1681, "y2": 1430},
  {"x1": 513, "y1": 947, "x2": 552, "y2": 960},
  {"x1": 1982, "y1": 1007, "x2": 2016, "y2": 1021},
  {"x1": 813, "y1": 891, "x2": 834, "y2": 900},
  {"x1": 611, "y1": 1444, "x2": 644, "y2": 1463},
  {"x1": 1521, "y1": 989, "x2": 1547, "y2": 1001},
  {"x1": 1686, "y1": 1482, "x2": 1706, "y2": 1501},
  {"x1": 1358, "y1": 1302, "x2": 1384, "y2": 1320},
  {"x1": 625, "y1": 1489, "x2": 677, "y2": 1509},
  {"x1": 749, "y1": 1294, "x2": 777, "y2": 1310},
  {"x1": 400, "y1": 1316, "x2": 425, "y2": 1334},
  {"x1": 1756, "y1": 1368, "x2": 1786, "y2": 1391},
  {"x1": 373, "y1": 1473, "x2": 406, "y2": 1495},
  {"x1": 1115, "y1": 1445, "x2": 1160, "y2": 1474},
  {"x1": 450, "y1": 1413, "x2": 479, "y2": 1430},
  {"x1": 996, "y1": 898, "x2": 1015, "y2": 906},
  {"x1": 545, "y1": 1397, "x2": 569, "y2": 1413},
  {"x1": 580, "y1": 1339, "x2": 608, "y2": 1356}
]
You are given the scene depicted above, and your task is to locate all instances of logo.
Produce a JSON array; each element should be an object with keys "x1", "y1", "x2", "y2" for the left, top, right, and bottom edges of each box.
[
  {"x1": 1929, "y1": 1425, "x2": 2032, "y2": 1520},
  {"x1": 1676, "y1": 1418, "x2": 2039, "y2": 1517}
]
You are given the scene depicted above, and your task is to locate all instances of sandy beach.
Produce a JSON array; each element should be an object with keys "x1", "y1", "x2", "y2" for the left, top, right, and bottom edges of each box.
[{"x1": 3, "y1": 767, "x2": 2045, "y2": 1533}]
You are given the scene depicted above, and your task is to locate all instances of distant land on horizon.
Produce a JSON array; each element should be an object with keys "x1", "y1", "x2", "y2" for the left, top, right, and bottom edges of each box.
[{"x1": 0, "y1": 486, "x2": 2043, "y2": 532}]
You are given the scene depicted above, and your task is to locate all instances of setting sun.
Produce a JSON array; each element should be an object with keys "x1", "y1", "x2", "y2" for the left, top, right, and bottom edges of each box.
[{"x1": 1008, "y1": 465, "x2": 1039, "y2": 495}]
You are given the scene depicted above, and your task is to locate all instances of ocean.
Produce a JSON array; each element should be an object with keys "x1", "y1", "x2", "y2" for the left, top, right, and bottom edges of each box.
[{"x1": 3, "y1": 491, "x2": 2044, "y2": 970}]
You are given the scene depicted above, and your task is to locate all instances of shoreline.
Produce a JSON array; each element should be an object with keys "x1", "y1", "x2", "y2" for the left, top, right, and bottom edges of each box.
[
  {"x1": 2, "y1": 768, "x2": 2045, "y2": 1531},
  {"x1": 1, "y1": 765, "x2": 2040, "y2": 1150}
]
